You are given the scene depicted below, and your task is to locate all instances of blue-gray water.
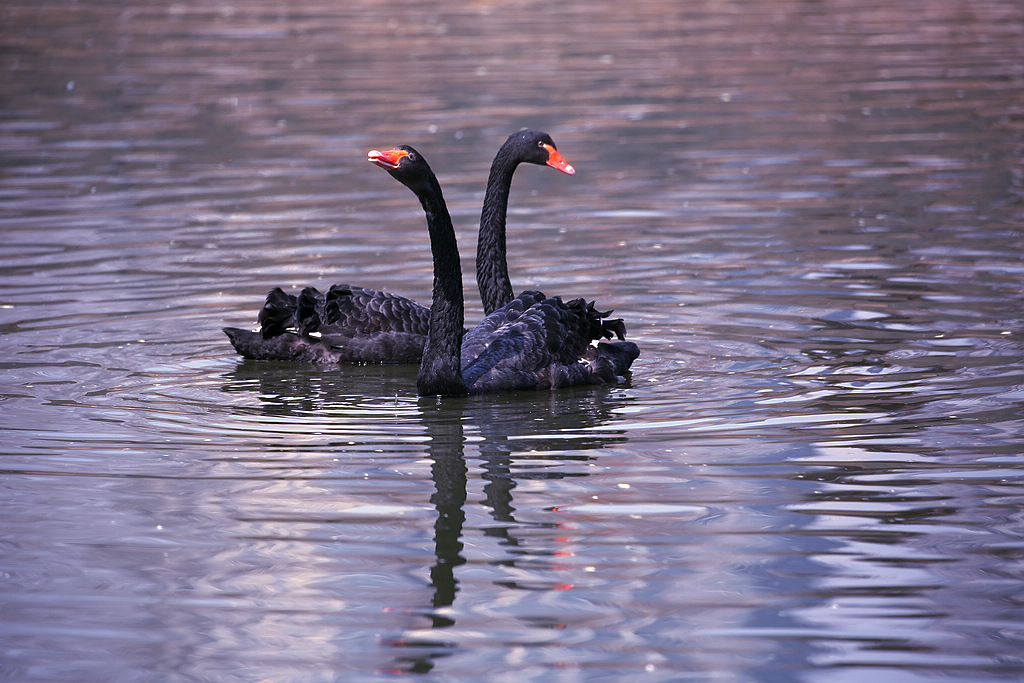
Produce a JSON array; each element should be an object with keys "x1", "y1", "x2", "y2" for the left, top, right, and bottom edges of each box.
[{"x1": 2, "y1": 1, "x2": 1023, "y2": 681}]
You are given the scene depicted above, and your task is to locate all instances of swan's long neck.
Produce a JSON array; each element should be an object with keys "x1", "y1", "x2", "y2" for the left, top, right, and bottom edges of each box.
[
  {"x1": 417, "y1": 175, "x2": 470, "y2": 397},
  {"x1": 476, "y1": 148, "x2": 519, "y2": 316}
]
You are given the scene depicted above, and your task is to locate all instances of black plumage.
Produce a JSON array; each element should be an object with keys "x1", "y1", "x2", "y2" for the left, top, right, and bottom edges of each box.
[
  {"x1": 367, "y1": 145, "x2": 639, "y2": 397},
  {"x1": 224, "y1": 130, "x2": 577, "y2": 364}
]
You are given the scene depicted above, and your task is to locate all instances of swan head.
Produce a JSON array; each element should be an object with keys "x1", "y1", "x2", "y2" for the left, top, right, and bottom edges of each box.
[
  {"x1": 368, "y1": 145, "x2": 435, "y2": 193},
  {"x1": 508, "y1": 129, "x2": 575, "y2": 175}
]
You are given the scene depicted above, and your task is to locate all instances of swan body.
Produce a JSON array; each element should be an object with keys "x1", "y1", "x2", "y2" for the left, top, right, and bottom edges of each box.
[
  {"x1": 367, "y1": 145, "x2": 638, "y2": 397},
  {"x1": 224, "y1": 284, "x2": 428, "y2": 363},
  {"x1": 224, "y1": 130, "x2": 576, "y2": 363}
]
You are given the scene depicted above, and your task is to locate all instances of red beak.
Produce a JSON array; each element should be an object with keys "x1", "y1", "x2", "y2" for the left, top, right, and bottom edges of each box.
[
  {"x1": 367, "y1": 148, "x2": 410, "y2": 169},
  {"x1": 542, "y1": 143, "x2": 575, "y2": 175}
]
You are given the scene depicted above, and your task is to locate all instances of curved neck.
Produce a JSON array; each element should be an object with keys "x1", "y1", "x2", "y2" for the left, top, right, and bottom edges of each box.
[
  {"x1": 417, "y1": 175, "x2": 469, "y2": 396},
  {"x1": 476, "y1": 147, "x2": 520, "y2": 315}
]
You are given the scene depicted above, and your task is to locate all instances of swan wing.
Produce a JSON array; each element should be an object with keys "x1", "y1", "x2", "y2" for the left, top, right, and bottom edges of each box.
[{"x1": 318, "y1": 284, "x2": 430, "y2": 335}]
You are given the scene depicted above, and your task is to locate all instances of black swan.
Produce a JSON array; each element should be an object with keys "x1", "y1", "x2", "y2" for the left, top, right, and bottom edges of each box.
[
  {"x1": 223, "y1": 130, "x2": 577, "y2": 363},
  {"x1": 367, "y1": 145, "x2": 639, "y2": 396},
  {"x1": 476, "y1": 130, "x2": 572, "y2": 315}
]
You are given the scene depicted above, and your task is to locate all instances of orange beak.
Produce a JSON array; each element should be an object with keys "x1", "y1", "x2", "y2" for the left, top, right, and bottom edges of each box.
[
  {"x1": 367, "y1": 148, "x2": 410, "y2": 169},
  {"x1": 542, "y1": 143, "x2": 575, "y2": 175}
]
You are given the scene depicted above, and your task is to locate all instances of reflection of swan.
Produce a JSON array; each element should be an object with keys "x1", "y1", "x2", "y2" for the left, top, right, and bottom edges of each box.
[
  {"x1": 221, "y1": 359, "x2": 633, "y2": 679},
  {"x1": 221, "y1": 362, "x2": 633, "y2": 450},
  {"x1": 368, "y1": 145, "x2": 639, "y2": 396},
  {"x1": 383, "y1": 391, "x2": 633, "y2": 674},
  {"x1": 221, "y1": 359, "x2": 417, "y2": 415},
  {"x1": 222, "y1": 130, "x2": 575, "y2": 364}
]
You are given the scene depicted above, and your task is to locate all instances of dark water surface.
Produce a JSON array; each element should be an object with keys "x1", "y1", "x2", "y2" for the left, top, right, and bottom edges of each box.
[{"x1": 3, "y1": 0, "x2": 1024, "y2": 680}]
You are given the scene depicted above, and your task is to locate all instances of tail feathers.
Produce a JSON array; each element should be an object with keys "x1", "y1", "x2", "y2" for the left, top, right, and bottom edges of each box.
[
  {"x1": 254, "y1": 286, "x2": 330, "y2": 339},
  {"x1": 296, "y1": 286, "x2": 325, "y2": 334},
  {"x1": 224, "y1": 326, "x2": 309, "y2": 361},
  {"x1": 223, "y1": 327, "x2": 255, "y2": 355},
  {"x1": 257, "y1": 287, "x2": 299, "y2": 339},
  {"x1": 586, "y1": 300, "x2": 627, "y2": 341},
  {"x1": 600, "y1": 314, "x2": 627, "y2": 341},
  {"x1": 562, "y1": 298, "x2": 628, "y2": 342},
  {"x1": 224, "y1": 326, "x2": 347, "y2": 364}
]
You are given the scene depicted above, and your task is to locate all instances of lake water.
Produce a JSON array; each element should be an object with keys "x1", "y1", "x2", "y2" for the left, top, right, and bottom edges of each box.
[{"x1": 2, "y1": 0, "x2": 1024, "y2": 680}]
